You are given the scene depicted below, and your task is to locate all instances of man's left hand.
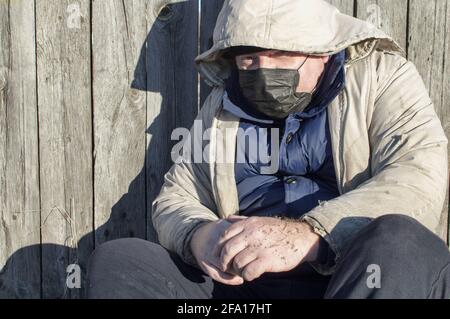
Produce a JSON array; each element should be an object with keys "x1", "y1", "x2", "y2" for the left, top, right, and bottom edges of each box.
[{"x1": 216, "y1": 216, "x2": 321, "y2": 282}]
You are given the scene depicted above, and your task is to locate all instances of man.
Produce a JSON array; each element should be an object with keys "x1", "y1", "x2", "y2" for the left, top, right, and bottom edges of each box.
[{"x1": 87, "y1": 0, "x2": 450, "y2": 298}]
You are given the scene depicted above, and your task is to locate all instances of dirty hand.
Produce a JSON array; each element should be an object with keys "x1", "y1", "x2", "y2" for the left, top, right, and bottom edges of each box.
[
  {"x1": 216, "y1": 216, "x2": 321, "y2": 282},
  {"x1": 190, "y1": 217, "x2": 247, "y2": 286}
]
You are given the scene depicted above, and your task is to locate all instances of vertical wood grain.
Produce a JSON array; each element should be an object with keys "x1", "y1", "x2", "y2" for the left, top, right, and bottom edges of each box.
[
  {"x1": 356, "y1": 0, "x2": 408, "y2": 50},
  {"x1": 145, "y1": 0, "x2": 199, "y2": 241},
  {"x1": 92, "y1": 0, "x2": 148, "y2": 246},
  {"x1": 0, "y1": 0, "x2": 41, "y2": 299},
  {"x1": 408, "y1": 0, "x2": 449, "y2": 241},
  {"x1": 36, "y1": 0, "x2": 93, "y2": 298},
  {"x1": 199, "y1": 0, "x2": 224, "y2": 107},
  {"x1": 326, "y1": 0, "x2": 355, "y2": 16}
]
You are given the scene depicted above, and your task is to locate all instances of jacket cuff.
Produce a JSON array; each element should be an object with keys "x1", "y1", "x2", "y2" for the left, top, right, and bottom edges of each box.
[
  {"x1": 316, "y1": 237, "x2": 336, "y2": 264},
  {"x1": 300, "y1": 206, "x2": 373, "y2": 275},
  {"x1": 309, "y1": 236, "x2": 337, "y2": 274},
  {"x1": 180, "y1": 220, "x2": 212, "y2": 268},
  {"x1": 300, "y1": 214, "x2": 339, "y2": 275}
]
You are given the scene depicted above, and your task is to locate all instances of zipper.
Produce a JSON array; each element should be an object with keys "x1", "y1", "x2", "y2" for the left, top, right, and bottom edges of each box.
[{"x1": 336, "y1": 88, "x2": 347, "y2": 195}]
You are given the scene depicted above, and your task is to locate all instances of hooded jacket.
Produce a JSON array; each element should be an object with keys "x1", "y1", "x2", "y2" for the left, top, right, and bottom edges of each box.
[{"x1": 151, "y1": 0, "x2": 448, "y2": 274}]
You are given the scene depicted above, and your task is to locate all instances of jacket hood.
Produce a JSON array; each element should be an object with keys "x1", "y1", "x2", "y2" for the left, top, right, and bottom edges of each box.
[{"x1": 195, "y1": 0, "x2": 404, "y2": 87}]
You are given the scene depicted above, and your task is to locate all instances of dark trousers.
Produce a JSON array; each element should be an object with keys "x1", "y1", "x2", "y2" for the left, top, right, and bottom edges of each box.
[{"x1": 86, "y1": 215, "x2": 450, "y2": 299}]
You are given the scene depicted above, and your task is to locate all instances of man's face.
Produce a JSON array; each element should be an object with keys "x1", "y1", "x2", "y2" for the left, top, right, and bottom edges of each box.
[{"x1": 235, "y1": 50, "x2": 330, "y2": 93}]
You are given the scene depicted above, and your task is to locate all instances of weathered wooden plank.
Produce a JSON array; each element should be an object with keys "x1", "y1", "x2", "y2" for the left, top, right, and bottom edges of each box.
[
  {"x1": 326, "y1": 0, "x2": 355, "y2": 16},
  {"x1": 200, "y1": 0, "x2": 225, "y2": 107},
  {"x1": 0, "y1": 0, "x2": 41, "y2": 299},
  {"x1": 93, "y1": 1, "x2": 148, "y2": 246},
  {"x1": 408, "y1": 0, "x2": 449, "y2": 241},
  {"x1": 356, "y1": 0, "x2": 408, "y2": 50},
  {"x1": 36, "y1": 0, "x2": 93, "y2": 298},
  {"x1": 146, "y1": 0, "x2": 199, "y2": 241},
  {"x1": 443, "y1": 1, "x2": 450, "y2": 245},
  {"x1": 409, "y1": 0, "x2": 448, "y2": 121}
]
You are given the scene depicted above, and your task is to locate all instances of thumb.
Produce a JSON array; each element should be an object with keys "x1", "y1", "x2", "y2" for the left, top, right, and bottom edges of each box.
[{"x1": 226, "y1": 215, "x2": 248, "y2": 223}]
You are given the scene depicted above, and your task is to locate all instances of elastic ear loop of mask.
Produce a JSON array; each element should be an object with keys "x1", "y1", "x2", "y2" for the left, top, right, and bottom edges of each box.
[
  {"x1": 297, "y1": 55, "x2": 310, "y2": 71},
  {"x1": 296, "y1": 55, "x2": 325, "y2": 95},
  {"x1": 294, "y1": 55, "x2": 310, "y2": 94}
]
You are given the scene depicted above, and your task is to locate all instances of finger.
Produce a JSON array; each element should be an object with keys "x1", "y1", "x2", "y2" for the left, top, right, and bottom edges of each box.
[
  {"x1": 227, "y1": 215, "x2": 248, "y2": 223},
  {"x1": 219, "y1": 235, "x2": 248, "y2": 272},
  {"x1": 202, "y1": 260, "x2": 236, "y2": 281},
  {"x1": 242, "y1": 258, "x2": 269, "y2": 282},
  {"x1": 213, "y1": 222, "x2": 245, "y2": 257},
  {"x1": 201, "y1": 261, "x2": 244, "y2": 286},
  {"x1": 232, "y1": 249, "x2": 259, "y2": 275},
  {"x1": 217, "y1": 222, "x2": 246, "y2": 248}
]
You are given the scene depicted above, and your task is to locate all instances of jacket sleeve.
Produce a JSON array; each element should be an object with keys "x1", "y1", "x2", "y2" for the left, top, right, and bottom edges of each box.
[
  {"x1": 151, "y1": 92, "x2": 221, "y2": 267},
  {"x1": 301, "y1": 53, "x2": 448, "y2": 274}
]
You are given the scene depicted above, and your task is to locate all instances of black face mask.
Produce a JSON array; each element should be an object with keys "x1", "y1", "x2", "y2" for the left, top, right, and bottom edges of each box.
[{"x1": 238, "y1": 56, "x2": 312, "y2": 119}]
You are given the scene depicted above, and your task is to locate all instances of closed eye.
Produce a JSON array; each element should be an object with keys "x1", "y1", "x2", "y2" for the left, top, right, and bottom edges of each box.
[{"x1": 237, "y1": 56, "x2": 259, "y2": 69}]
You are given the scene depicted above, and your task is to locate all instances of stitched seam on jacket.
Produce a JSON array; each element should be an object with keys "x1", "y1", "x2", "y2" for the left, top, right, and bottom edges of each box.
[
  {"x1": 212, "y1": 102, "x2": 224, "y2": 217},
  {"x1": 338, "y1": 89, "x2": 346, "y2": 194}
]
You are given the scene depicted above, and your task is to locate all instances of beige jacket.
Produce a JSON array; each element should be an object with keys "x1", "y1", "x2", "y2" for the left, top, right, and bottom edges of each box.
[{"x1": 152, "y1": 0, "x2": 448, "y2": 274}]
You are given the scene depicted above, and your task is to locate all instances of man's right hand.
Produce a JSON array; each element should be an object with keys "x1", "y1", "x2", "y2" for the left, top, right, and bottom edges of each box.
[{"x1": 190, "y1": 219, "x2": 245, "y2": 286}]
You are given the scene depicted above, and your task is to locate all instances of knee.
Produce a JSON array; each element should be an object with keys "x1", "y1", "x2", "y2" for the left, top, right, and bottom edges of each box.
[
  {"x1": 88, "y1": 238, "x2": 165, "y2": 276},
  {"x1": 369, "y1": 214, "x2": 425, "y2": 238},
  {"x1": 350, "y1": 214, "x2": 447, "y2": 257},
  {"x1": 90, "y1": 238, "x2": 163, "y2": 259},
  {"x1": 87, "y1": 239, "x2": 172, "y2": 298}
]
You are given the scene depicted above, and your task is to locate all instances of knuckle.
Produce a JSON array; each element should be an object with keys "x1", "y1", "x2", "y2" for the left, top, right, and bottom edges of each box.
[
  {"x1": 220, "y1": 256, "x2": 231, "y2": 268},
  {"x1": 224, "y1": 224, "x2": 238, "y2": 236},
  {"x1": 243, "y1": 268, "x2": 256, "y2": 281},
  {"x1": 223, "y1": 227, "x2": 232, "y2": 236},
  {"x1": 233, "y1": 257, "x2": 244, "y2": 270},
  {"x1": 248, "y1": 216, "x2": 258, "y2": 223},
  {"x1": 222, "y1": 244, "x2": 232, "y2": 256},
  {"x1": 217, "y1": 234, "x2": 226, "y2": 244}
]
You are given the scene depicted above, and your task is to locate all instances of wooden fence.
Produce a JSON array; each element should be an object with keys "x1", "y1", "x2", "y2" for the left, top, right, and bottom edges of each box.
[{"x1": 0, "y1": 0, "x2": 448, "y2": 298}]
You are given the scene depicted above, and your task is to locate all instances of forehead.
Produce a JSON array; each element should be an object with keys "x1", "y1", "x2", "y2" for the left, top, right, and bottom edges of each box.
[{"x1": 235, "y1": 50, "x2": 306, "y2": 58}]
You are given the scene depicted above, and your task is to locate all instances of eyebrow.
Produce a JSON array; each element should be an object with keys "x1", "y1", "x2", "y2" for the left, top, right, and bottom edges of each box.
[
  {"x1": 236, "y1": 50, "x2": 288, "y2": 61},
  {"x1": 237, "y1": 55, "x2": 258, "y2": 62},
  {"x1": 239, "y1": 54, "x2": 258, "y2": 58},
  {"x1": 247, "y1": 50, "x2": 284, "y2": 57}
]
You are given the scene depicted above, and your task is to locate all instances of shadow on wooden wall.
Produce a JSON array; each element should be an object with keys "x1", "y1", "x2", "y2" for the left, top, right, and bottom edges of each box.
[{"x1": 0, "y1": 1, "x2": 202, "y2": 299}]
